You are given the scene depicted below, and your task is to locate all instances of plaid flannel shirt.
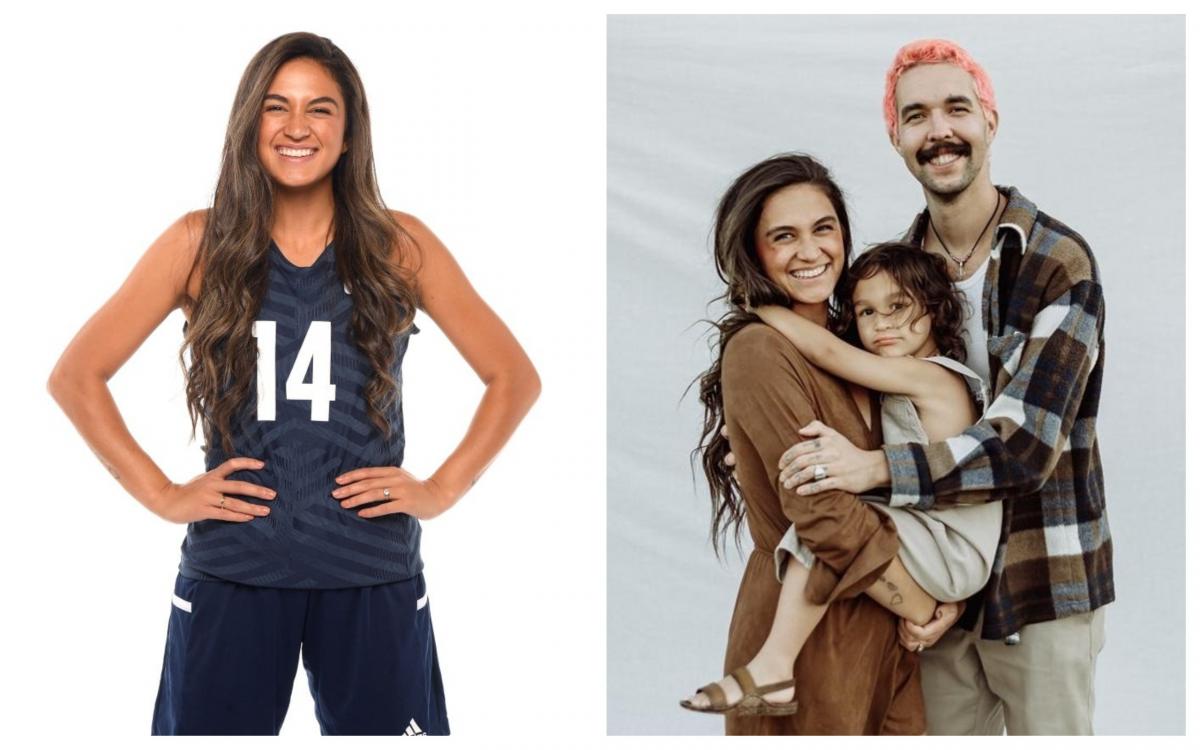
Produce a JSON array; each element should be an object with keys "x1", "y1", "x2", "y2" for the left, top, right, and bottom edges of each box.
[{"x1": 884, "y1": 186, "x2": 1114, "y2": 640}]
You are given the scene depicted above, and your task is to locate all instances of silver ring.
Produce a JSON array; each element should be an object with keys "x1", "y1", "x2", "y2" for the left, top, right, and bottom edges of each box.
[
  {"x1": 383, "y1": 487, "x2": 391, "y2": 499},
  {"x1": 916, "y1": 643, "x2": 925, "y2": 653},
  {"x1": 813, "y1": 465, "x2": 828, "y2": 482}
]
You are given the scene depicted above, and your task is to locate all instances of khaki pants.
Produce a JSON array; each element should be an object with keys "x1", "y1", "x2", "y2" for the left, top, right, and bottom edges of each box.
[{"x1": 920, "y1": 607, "x2": 1106, "y2": 735}]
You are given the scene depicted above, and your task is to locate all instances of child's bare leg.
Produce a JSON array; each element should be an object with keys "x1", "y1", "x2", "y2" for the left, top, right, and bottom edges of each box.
[
  {"x1": 865, "y1": 556, "x2": 937, "y2": 625},
  {"x1": 749, "y1": 556, "x2": 828, "y2": 682},
  {"x1": 683, "y1": 557, "x2": 828, "y2": 709}
]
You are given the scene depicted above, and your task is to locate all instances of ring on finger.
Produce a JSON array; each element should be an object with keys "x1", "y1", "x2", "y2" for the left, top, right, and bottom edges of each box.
[
  {"x1": 916, "y1": 643, "x2": 925, "y2": 653},
  {"x1": 812, "y1": 464, "x2": 828, "y2": 482},
  {"x1": 383, "y1": 487, "x2": 390, "y2": 499},
  {"x1": 219, "y1": 496, "x2": 227, "y2": 509}
]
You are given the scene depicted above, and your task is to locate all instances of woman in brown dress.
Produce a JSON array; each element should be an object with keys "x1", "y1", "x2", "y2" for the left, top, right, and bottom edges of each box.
[{"x1": 690, "y1": 154, "x2": 926, "y2": 734}]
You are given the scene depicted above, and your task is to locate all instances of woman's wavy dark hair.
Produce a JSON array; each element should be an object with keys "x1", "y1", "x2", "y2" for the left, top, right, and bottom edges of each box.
[
  {"x1": 180, "y1": 32, "x2": 420, "y2": 454},
  {"x1": 693, "y1": 153, "x2": 853, "y2": 556},
  {"x1": 839, "y1": 242, "x2": 967, "y2": 363}
]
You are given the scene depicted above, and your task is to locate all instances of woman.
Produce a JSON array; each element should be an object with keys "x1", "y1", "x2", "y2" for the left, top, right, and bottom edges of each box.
[
  {"x1": 46, "y1": 32, "x2": 539, "y2": 736},
  {"x1": 692, "y1": 154, "x2": 925, "y2": 734}
]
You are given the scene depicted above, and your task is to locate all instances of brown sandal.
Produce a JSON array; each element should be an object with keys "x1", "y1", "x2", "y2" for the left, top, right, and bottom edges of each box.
[{"x1": 679, "y1": 666, "x2": 797, "y2": 717}]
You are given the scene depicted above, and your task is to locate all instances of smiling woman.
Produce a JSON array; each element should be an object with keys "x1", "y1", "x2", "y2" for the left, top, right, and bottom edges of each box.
[
  {"x1": 688, "y1": 154, "x2": 927, "y2": 734},
  {"x1": 753, "y1": 183, "x2": 847, "y2": 315},
  {"x1": 257, "y1": 59, "x2": 348, "y2": 196},
  {"x1": 45, "y1": 31, "x2": 539, "y2": 737}
]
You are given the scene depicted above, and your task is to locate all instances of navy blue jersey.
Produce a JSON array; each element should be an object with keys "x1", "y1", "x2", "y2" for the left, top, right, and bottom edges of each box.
[{"x1": 178, "y1": 239, "x2": 421, "y2": 588}]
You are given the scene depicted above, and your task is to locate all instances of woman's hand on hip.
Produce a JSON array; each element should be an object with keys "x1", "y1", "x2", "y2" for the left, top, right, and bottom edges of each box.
[
  {"x1": 779, "y1": 420, "x2": 889, "y2": 495},
  {"x1": 152, "y1": 457, "x2": 275, "y2": 524},
  {"x1": 332, "y1": 466, "x2": 453, "y2": 520}
]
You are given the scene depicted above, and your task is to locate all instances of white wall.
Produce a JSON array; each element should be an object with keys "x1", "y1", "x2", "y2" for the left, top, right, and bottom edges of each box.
[{"x1": 607, "y1": 14, "x2": 1184, "y2": 736}]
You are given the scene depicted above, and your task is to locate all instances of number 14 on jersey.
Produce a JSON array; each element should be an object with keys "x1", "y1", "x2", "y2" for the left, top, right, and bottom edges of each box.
[{"x1": 252, "y1": 320, "x2": 338, "y2": 421}]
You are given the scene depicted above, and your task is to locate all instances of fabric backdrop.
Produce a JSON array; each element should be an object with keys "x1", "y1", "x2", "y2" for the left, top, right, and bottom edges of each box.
[{"x1": 607, "y1": 14, "x2": 1184, "y2": 736}]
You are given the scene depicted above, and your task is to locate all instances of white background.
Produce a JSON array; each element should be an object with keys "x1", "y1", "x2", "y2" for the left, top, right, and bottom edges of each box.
[
  {"x1": 1, "y1": 0, "x2": 605, "y2": 744},
  {"x1": 608, "y1": 13, "x2": 1187, "y2": 736}
]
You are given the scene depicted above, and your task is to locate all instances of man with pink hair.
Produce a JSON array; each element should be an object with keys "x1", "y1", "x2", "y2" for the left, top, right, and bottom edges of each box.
[{"x1": 779, "y1": 39, "x2": 1112, "y2": 734}]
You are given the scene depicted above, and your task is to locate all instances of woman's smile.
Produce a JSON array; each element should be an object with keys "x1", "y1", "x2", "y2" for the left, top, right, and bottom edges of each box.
[
  {"x1": 789, "y1": 263, "x2": 829, "y2": 280},
  {"x1": 275, "y1": 145, "x2": 318, "y2": 162}
]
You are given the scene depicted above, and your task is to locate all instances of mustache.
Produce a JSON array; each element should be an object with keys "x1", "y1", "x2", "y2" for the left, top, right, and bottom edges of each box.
[{"x1": 917, "y1": 142, "x2": 970, "y2": 165}]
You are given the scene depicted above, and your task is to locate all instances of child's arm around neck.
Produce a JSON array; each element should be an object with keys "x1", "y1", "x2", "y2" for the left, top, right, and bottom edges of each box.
[{"x1": 753, "y1": 304, "x2": 963, "y2": 407}]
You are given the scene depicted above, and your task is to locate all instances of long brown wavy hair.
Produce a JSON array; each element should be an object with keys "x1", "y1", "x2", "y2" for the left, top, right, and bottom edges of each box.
[
  {"x1": 181, "y1": 32, "x2": 420, "y2": 454},
  {"x1": 839, "y1": 242, "x2": 968, "y2": 363},
  {"x1": 693, "y1": 154, "x2": 853, "y2": 555}
]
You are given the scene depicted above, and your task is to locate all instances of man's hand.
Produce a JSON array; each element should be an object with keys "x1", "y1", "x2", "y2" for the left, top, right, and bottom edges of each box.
[
  {"x1": 897, "y1": 600, "x2": 965, "y2": 652},
  {"x1": 779, "y1": 420, "x2": 890, "y2": 495}
]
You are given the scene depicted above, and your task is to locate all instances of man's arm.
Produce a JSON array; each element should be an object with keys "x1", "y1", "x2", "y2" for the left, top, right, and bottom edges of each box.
[{"x1": 885, "y1": 278, "x2": 1103, "y2": 510}]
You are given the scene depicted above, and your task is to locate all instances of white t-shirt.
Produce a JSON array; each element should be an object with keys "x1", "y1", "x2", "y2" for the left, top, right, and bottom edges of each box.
[{"x1": 955, "y1": 249, "x2": 992, "y2": 390}]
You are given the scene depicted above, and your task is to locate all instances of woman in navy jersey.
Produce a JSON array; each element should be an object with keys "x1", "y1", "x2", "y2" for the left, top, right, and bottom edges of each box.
[{"x1": 47, "y1": 32, "x2": 539, "y2": 736}]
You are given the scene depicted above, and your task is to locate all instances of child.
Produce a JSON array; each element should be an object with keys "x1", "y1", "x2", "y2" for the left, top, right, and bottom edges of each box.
[{"x1": 682, "y1": 242, "x2": 1001, "y2": 716}]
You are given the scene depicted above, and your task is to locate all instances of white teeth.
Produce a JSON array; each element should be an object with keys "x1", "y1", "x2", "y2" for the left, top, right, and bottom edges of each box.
[
  {"x1": 931, "y1": 152, "x2": 959, "y2": 166},
  {"x1": 790, "y1": 264, "x2": 828, "y2": 279},
  {"x1": 278, "y1": 147, "x2": 315, "y2": 157}
]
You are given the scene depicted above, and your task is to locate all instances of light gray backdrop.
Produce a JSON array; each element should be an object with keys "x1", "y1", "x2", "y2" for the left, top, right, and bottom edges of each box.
[{"x1": 607, "y1": 14, "x2": 1184, "y2": 735}]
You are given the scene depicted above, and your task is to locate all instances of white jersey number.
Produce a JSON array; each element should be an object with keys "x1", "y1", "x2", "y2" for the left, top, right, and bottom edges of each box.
[{"x1": 251, "y1": 320, "x2": 338, "y2": 421}]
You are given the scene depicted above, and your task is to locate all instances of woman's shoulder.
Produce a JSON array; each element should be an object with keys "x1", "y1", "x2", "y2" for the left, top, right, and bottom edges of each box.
[
  {"x1": 184, "y1": 207, "x2": 210, "y2": 226},
  {"x1": 388, "y1": 209, "x2": 424, "y2": 233},
  {"x1": 172, "y1": 209, "x2": 208, "y2": 312},
  {"x1": 161, "y1": 208, "x2": 207, "y2": 260},
  {"x1": 725, "y1": 322, "x2": 811, "y2": 360},
  {"x1": 723, "y1": 322, "x2": 819, "y2": 380},
  {"x1": 387, "y1": 209, "x2": 430, "y2": 272},
  {"x1": 721, "y1": 323, "x2": 855, "y2": 422},
  {"x1": 157, "y1": 208, "x2": 207, "y2": 246}
]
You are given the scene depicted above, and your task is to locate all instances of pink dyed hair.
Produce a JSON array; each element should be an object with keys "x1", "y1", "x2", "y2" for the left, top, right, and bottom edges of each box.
[{"x1": 882, "y1": 39, "x2": 997, "y2": 138}]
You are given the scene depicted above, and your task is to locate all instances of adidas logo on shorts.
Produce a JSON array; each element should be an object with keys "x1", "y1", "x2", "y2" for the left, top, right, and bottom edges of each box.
[{"x1": 404, "y1": 718, "x2": 426, "y2": 736}]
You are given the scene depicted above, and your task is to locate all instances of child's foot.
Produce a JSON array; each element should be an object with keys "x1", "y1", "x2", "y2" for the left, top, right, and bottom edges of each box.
[{"x1": 680, "y1": 658, "x2": 795, "y2": 713}]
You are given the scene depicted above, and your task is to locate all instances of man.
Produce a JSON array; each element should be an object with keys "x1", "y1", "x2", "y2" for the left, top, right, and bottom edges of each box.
[{"x1": 777, "y1": 39, "x2": 1112, "y2": 734}]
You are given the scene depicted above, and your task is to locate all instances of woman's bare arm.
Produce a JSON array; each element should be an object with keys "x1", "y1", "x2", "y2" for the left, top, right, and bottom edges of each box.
[
  {"x1": 47, "y1": 212, "x2": 275, "y2": 522},
  {"x1": 47, "y1": 213, "x2": 197, "y2": 509},
  {"x1": 393, "y1": 212, "x2": 540, "y2": 512}
]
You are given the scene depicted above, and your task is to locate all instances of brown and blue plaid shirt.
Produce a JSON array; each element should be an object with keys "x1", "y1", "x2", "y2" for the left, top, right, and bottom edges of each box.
[{"x1": 884, "y1": 185, "x2": 1114, "y2": 640}]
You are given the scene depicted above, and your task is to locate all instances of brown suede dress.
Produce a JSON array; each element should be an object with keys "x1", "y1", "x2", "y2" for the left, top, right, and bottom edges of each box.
[{"x1": 720, "y1": 324, "x2": 924, "y2": 735}]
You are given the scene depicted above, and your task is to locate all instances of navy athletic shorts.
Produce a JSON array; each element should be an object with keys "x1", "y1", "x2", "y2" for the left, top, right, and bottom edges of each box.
[{"x1": 151, "y1": 572, "x2": 448, "y2": 736}]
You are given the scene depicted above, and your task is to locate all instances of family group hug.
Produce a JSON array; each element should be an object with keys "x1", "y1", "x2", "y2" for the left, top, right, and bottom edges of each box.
[{"x1": 681, "y1": 39, "x2": 1112, "y2": 736}]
